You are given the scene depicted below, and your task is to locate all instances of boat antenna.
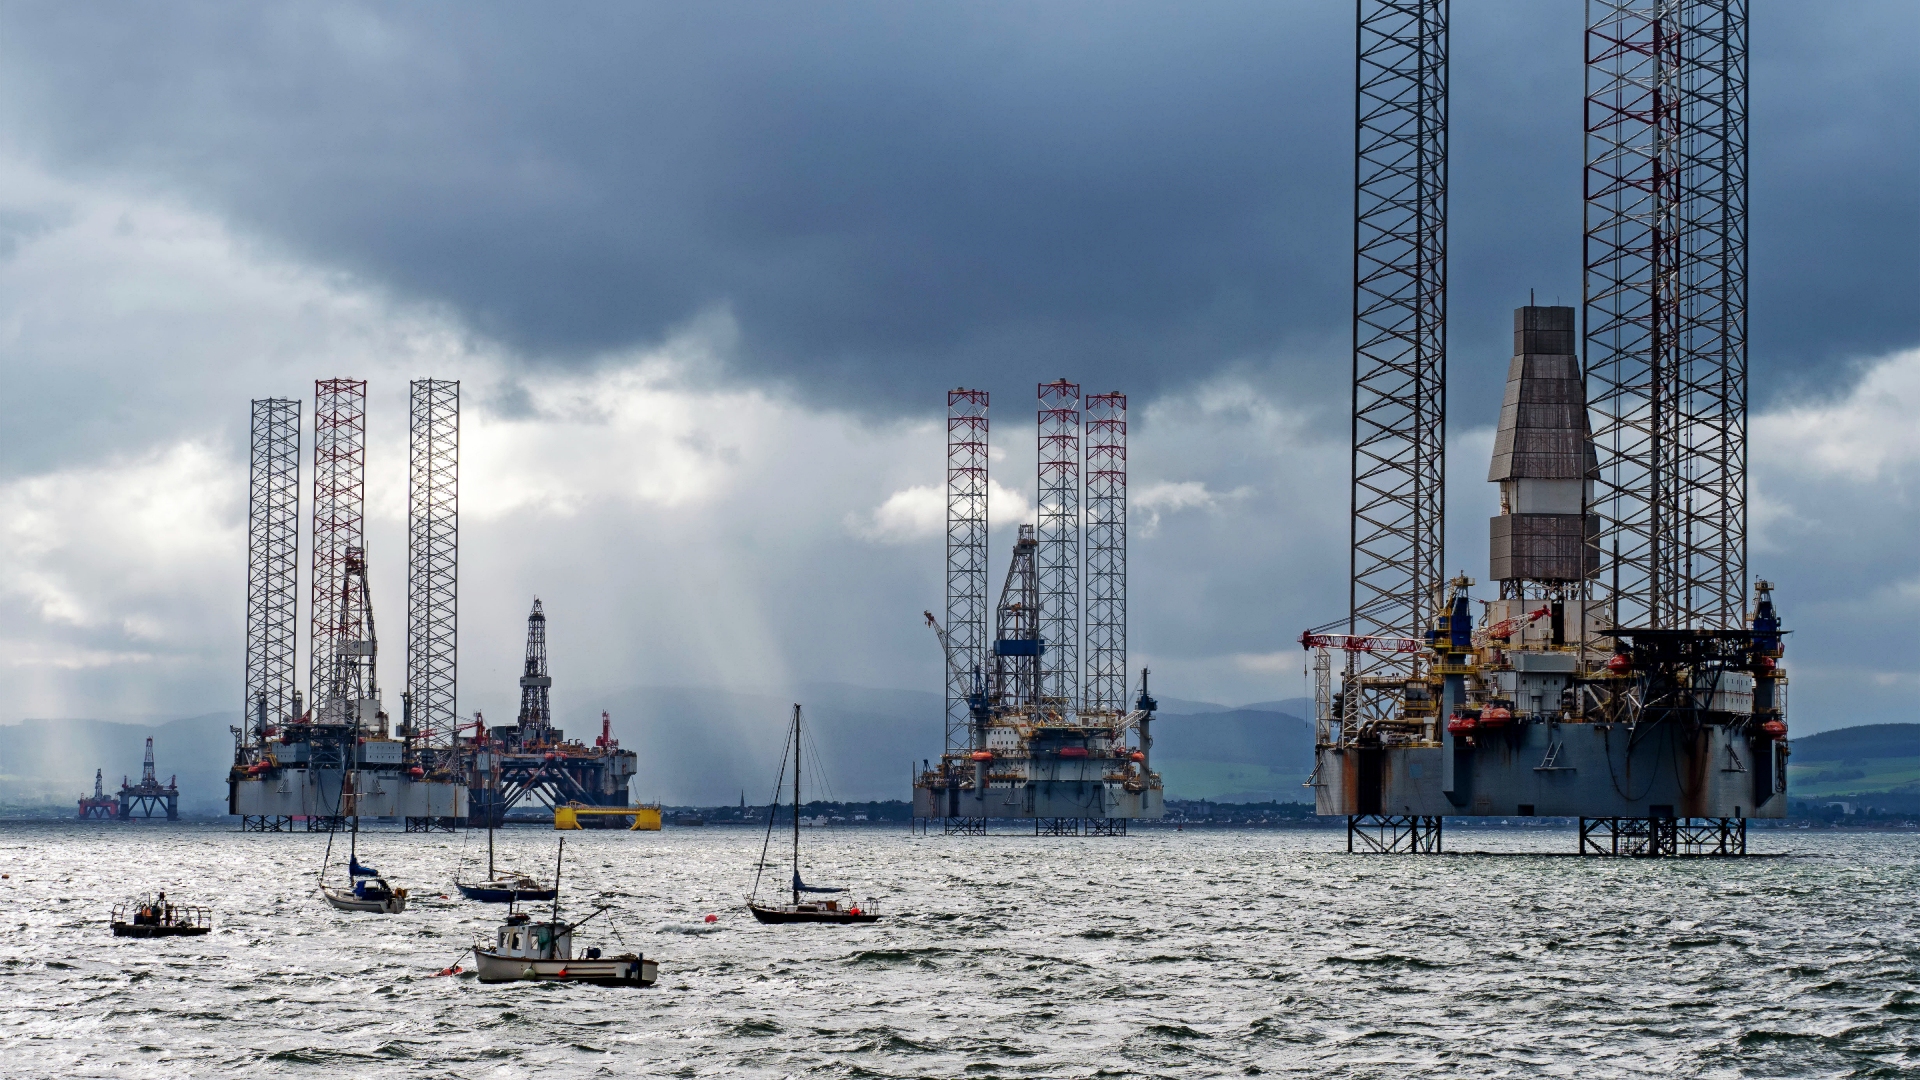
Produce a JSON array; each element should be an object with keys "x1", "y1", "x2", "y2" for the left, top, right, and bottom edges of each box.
[{"x1": 551, "y1": 834, "x2": 564, "y2": 929}]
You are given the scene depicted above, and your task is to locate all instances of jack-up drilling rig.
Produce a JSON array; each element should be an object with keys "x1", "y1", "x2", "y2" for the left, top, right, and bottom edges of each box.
[
  {"x1": 913, "y1": 386, "x2": 1161, "y2": 835},
  {"x1": 1306, "y1": 2, "x2": 1781, "y2": 855}
]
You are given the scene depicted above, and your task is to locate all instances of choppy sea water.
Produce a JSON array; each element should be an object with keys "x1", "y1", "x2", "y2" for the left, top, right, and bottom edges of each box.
[{"x1": 2, "y1": 821, "x2": 1917, "y2": 1078}]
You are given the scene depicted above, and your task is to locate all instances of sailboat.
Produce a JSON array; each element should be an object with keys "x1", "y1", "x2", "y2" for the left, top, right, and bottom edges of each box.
[
  {"x1": 320, "y1": 771, "x2": 408, "y2": 914},
  {"x1": 747, "y1": 704, "x2": 882, "y2": 925},
  {"x1": 455, "y1": 760, "x2": 556, "y2": 904},
  {"x1": 472, "y1": 836, "x2": 657, "y2": 986}
]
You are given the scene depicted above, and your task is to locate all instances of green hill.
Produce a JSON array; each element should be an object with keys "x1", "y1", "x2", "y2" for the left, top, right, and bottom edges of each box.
[{"x1": 1787, "y1": 723, "x2": 1920, "y2": 808}]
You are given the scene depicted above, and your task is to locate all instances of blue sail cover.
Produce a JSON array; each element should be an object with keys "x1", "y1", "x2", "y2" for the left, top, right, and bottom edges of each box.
[
  {"x1": 349, "y1": 858, "x2": 378, "y2": 878},
  {"x1": 794, "y1": 872, "x2": 847, "y2": 894}
]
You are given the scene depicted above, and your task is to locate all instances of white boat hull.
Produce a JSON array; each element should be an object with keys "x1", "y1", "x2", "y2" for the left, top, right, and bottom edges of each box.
[
  {"x1": 321, "y1": 885, "x2": 407, "y2": 914},
  {"x1": 472, "y1": 948, "x2": 656, "y2": 986}
]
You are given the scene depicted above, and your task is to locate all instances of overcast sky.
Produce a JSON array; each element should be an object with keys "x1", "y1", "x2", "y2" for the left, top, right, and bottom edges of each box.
[{"x1": 0, "y1": 2, "x2": 1911, "y2": 740}]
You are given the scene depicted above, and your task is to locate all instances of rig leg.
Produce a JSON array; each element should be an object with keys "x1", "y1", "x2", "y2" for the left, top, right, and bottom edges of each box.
[{"x1": 1347, "y1": 814, "x2": 1442, "y2": 853}]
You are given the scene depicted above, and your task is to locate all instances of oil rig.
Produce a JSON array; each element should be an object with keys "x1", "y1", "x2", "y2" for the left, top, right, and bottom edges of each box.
[
  {"x1": 458, "y1": 599, "x2": 638, "y2": 827},
  {"x1": 913, "y1": 384, "x2": 1162, "y2": 835},
  {"x1": 118, "y1": 738, "x2": 179, "y2": 820},
  {"x1": 1304, "y1": 1, "x2": 1782, "y2": 855},
  {"x1": 77, "y1": 769, "x2": 116, "y2": 819},
  {"x1": 229, "y1": 381, "x2": 469, "y2": 830}
]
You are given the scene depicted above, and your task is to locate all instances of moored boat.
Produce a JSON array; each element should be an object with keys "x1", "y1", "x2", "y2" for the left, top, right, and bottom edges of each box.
[
  {"x1": 110, "y1": 892, "x2": 212, "y2": 937},
  {"x1": 471, "y1": 911, "x2": 657, "y2": 986},
  {"x1": 321, "y1": 870, "x2": 409, "y2": 914},
  {"x1": 747, "y1": 703, "x2": 885, "y2": 925},
  {"x1": 455, "y1": 764, "x2": 556, "y2": 903},
  {"x1": 470, "y1": 835, "x2": 657, "y2": 986},
  {"x1": 318, "y1": 771, "x2": 409, "y2": 914},
  {"x1": 455, "y1": 874, "x2": 556, "y2": 904}
]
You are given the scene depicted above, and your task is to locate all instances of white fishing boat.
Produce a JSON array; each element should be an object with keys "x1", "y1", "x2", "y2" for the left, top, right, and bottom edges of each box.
[{"x1": 471, "y1": 836, "x2": 656, "y2": 986}]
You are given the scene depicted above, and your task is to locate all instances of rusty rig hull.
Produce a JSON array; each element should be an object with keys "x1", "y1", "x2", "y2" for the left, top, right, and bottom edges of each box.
[{"x1": 1315, "y1": 720, "x2": 1787, "y2": 820}]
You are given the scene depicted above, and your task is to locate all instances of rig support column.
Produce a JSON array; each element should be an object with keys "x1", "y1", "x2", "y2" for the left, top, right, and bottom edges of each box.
[
  {"x1": 244, "y1": 398, "x2": 301, "y2": 754},
  {"x1": 1350, "y1": 0, "x2": 1449, "y2": 696}
]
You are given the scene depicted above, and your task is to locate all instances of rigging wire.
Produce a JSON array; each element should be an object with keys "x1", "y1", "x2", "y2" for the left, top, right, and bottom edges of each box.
[{"x1": 750, "y1": 719, "x2": 797, "y2": 901}]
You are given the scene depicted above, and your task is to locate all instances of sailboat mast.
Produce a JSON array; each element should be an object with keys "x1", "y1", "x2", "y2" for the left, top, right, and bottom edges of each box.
[
  {"x1": 551, "y1": 835, "x2": 565, "y2": 931},
  {"x1": 791, "y1": 704, "x2": 801, "y2": 907},
  {"x1": 487, "y1": 758, "x2": 496, "y2": 879}
]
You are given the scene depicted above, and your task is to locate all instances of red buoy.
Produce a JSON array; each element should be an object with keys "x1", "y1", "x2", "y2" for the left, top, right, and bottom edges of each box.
[{"x1": 704, "y1": 913, "x2": 718, "y2": 924}]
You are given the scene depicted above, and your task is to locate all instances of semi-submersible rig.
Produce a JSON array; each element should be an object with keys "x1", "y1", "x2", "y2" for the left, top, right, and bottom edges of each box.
[
  {"x1": 914, "y1": 384, "x2": 1162, "y2": 834},
  {"x1": 1309, "y1": 2, "x2": 1780, "y2": 855}
]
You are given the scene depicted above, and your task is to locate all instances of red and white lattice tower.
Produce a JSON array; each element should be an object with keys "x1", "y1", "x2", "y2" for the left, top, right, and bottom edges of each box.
[
  {"x1": 944, "y1": 389, "x2": 989, "y2": 755},
  {"x1": 1081, "y1": 392, "x2": 1127, "y2": 718},
  {"x1": 310, "y1": 379, "x2": 367, "y2": 712},
  {"x1": 1036, "y1": 380, "x2": 1081, "y2": 717}
]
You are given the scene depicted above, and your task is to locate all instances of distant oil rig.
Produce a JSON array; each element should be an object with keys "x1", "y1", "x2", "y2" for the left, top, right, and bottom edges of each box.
[
  {"x1": 914, "y1": 383, "x2": 1162, "y2": 835},
  {"x1": 1302, "y1": 1, "x2": 1782, "y2": 855},
  {"x1": 228, "y1": 381, "x2": 637, "y2": 831},
  {"x1": 76, "y1": 738, "x2": 180, "y2": 821}
]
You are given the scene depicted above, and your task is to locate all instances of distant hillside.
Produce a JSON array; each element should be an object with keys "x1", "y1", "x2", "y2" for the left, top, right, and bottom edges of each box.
[
  {"x1": 1151, "y1": 707, "x2": 1316, "y2": 801},
  {"x1": 0, "y1": 686, "x2": 1323, "y2": 816},
  {"x1": 0, "y1": 713, "x2": 234, "y2": 816},
  {"x1": 1787, "y1": 723, "x2": 1920, "y2": 809},
  {"x1": 1791, "y1": 724, "x2": 1920, "y2": 763}
]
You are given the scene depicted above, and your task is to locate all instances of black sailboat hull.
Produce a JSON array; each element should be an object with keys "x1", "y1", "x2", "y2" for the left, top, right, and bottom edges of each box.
[
  {"x1": 456, "y1": 882, "x2": 557, "y2": 904},
  {"x1": 748, "y1": 902, "x2": 881, "y2": 925}
]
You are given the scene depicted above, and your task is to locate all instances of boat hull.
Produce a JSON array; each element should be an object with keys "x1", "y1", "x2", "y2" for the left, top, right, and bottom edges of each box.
[
  {"x1": 456, "y1": 882, "x2": 557, "y2": 904},
  {"x1": 321, "y1": 886, "x2": 408, "y2": 914},
  {"x1": 748, "y1": 902, "x2": 881, "y2": 925},
  {"x1": 111, "y1": 922, "x2": 211, "y2": 938},
  {"x1": 472, "y1": 948, "x2": 657, "y2": 986}
]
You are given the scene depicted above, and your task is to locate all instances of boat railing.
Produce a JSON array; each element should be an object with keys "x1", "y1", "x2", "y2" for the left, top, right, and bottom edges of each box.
[{"x1": 112, "y1": 898, "x2": 211, "y2": 929}]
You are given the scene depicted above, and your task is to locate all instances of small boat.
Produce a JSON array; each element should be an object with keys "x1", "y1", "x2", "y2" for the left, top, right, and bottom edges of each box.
[
  {"x1": 456, "y1": 873, "x2": 555, "y2": 905},
  {"x1": 456, "y1": 768, "x2": 556, "y2": 903},
  {"x1": 747, "y1": 704, "x2": 883, "y2": 925},
  {"x1": 111, "y1": 892, "x2": 211, "y2": 937},
  {"x1": 321, "y1": 869, "x2": 409, "y2": 914},
  {"x1": 318, "y1": 772, "x2": 409, "y2": 914},
  {"x1": 471, "y1": 836, "x2": 657, "y2": 987}
]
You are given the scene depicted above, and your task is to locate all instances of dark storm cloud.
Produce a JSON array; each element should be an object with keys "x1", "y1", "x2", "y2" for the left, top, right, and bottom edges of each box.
[{"x1": 0, "y1": 0, "x2": 1909, "y2": 415}]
